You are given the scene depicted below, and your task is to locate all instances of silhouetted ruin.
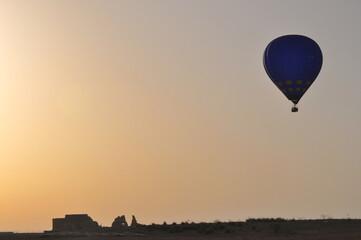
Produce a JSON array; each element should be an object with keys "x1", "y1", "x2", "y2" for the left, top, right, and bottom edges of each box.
[
  {"x1": 111, "y1": 215, "x2": 128, "y2": 228},
  {"x1": 52, "y1": 214, "x2": 99, "y2": 232},
  {"x1": 51, "y1": 214, "x2": 140, "y2": 232},
  {"x1": 131, "y1": 215, "x2": 138, "y2": 227}
]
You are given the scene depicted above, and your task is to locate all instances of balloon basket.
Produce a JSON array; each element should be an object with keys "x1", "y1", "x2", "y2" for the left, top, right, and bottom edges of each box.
[{"x1": 291, "y1": 106, "x2": 298, "y2": 112}]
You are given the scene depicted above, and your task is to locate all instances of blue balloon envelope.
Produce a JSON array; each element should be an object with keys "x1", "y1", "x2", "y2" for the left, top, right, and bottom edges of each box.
[{"x1": 263, "y1": 35, "x2": 322, "y2": 111}]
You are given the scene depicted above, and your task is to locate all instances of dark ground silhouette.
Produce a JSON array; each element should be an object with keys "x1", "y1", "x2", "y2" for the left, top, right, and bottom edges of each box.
[{"x1": 2, "y1": 217, "x2": 361, "y2": 240}]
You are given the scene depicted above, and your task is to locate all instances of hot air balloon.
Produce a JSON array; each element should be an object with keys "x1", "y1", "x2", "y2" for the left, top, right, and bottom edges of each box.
[{"x1": 263, "y1": 35, "x2": 323, "y2": 112}]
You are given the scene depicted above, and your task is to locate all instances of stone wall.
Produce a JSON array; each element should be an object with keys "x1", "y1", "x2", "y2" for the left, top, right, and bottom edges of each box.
[{"x1": 52, "y1": 214, "x2": 99, "y2": 232}]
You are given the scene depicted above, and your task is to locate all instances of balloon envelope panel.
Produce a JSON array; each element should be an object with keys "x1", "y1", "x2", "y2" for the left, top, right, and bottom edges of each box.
[{"x1": 263, "y1": 35, "x2": 323, "y2": 104}]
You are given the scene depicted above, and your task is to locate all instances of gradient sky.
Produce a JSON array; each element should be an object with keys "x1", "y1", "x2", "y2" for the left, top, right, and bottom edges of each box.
[{"x1": 1, "y1": 0, "x2": 361, "y2": 232}]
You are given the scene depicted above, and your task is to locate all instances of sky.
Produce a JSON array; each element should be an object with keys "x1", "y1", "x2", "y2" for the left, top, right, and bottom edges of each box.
[{"x1": 1, "y1": 0, "x2": 361, "y2": 232}]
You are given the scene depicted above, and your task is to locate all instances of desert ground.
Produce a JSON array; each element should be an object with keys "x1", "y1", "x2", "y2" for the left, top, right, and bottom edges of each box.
[
  {"x1": 3, "y1": 234, "x2": 361, "y2": 240},
  {"x1": 2, "y1": 219, "x2": 361, "y2": 240}
]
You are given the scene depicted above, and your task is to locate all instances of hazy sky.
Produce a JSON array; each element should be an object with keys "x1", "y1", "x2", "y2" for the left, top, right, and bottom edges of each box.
[{"x1": 1, "y1": 0, "x2": 361, "y2": 232}]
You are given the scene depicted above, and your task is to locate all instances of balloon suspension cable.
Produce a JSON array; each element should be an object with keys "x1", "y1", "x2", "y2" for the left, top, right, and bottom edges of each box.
[{"x1": 291, "y1": 104, "x2": 298, "y2": 113}]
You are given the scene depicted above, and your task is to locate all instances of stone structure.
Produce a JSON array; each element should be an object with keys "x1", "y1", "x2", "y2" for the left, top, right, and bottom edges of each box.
[
  {"x1": 131, "y1": 215, "x2": 138, "y2": 227},
  {"x1": 52, "y1": 214, "x2": 139, "y2": 232},
  {"x1": 112, "y1": 215, "x2": 128, "y2": 228},
  {"x1": 52, "y1": 214, "x2": 99, "y2": 232},
  {"x1": 111, "y1": 215, "x2": 128, "y2": 228}
]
